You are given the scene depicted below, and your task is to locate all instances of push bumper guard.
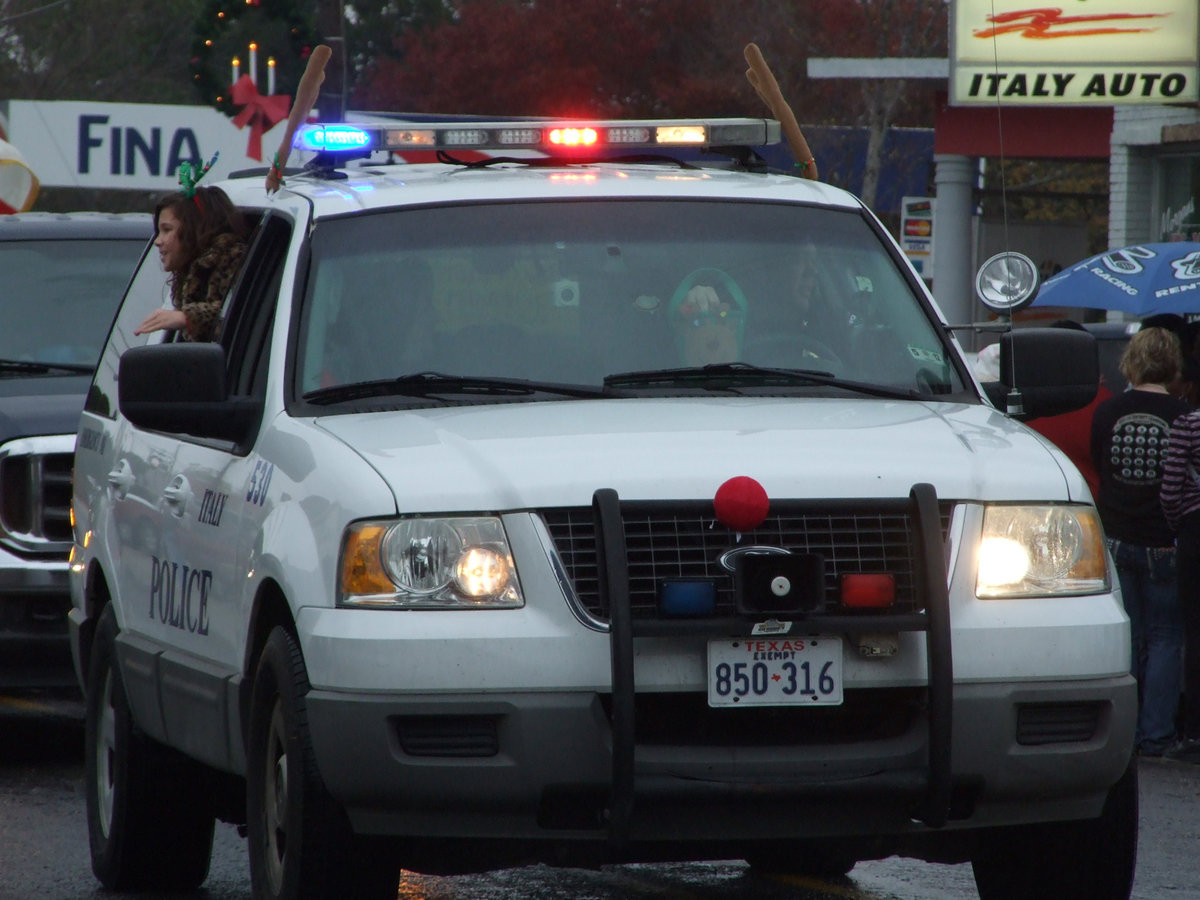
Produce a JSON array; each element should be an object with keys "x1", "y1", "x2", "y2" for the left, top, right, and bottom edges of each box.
[{"x1": 592, "y1": 482, "x2": 953, "y2": 849}]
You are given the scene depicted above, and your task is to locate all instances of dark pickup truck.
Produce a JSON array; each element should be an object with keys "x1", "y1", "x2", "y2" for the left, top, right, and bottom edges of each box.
[{"x1": 0, "y1": 211, "x2": 148, "y2": 689}]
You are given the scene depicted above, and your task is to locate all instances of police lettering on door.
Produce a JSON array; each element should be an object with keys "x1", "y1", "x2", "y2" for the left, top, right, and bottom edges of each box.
[{"x1": 149, "y1": 556, "x2": 211, "y2": 635}]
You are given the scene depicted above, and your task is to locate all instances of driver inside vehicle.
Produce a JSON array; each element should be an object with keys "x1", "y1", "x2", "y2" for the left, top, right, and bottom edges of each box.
[{"x1": 754, "y1": 254, "x2": 850, "y2": 364}]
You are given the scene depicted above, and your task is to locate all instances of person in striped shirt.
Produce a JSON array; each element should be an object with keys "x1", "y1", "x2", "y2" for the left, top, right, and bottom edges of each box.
[{"x1": 1160, "y1": 384, "x2": 1200, "y2": 762}]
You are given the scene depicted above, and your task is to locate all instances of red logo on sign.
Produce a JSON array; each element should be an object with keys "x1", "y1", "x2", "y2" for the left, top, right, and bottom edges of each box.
[{"x1": 973, "y1": 8, "x2": 1167, "y2": 40}]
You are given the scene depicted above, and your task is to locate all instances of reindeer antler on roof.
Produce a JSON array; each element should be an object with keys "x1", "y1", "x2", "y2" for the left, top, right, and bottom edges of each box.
[
  {"x1": 744, "y1": 43, "x2": 818, "y2": 181},
  {"x1": 266, "y1": 44, "x2": 333, "y2": 194}
]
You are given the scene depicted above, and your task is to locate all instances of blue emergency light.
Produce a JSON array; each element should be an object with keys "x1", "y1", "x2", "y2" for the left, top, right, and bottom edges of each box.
[{"x1": 296, "y1": 125, "x2": 375, "y2": 153}]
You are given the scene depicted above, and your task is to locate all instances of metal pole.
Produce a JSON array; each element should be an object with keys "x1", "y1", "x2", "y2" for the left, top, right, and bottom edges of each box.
[{"x1": 932, "y1": 154, "x2": 977, "y2": 348}]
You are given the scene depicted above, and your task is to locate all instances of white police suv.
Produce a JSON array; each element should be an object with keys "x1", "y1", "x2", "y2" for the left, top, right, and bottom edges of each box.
[{"x1": 70, "y1": 118, "x2": 1137, "y2": 900}]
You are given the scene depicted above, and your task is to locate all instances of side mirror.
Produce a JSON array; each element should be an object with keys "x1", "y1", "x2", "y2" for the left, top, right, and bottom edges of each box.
[
  {"x1": 118, "y1": 343, "x2": 261, "y2": 445},
  {"x1": 985, "y1": 327, "x2": 1099, "y2": 419}
]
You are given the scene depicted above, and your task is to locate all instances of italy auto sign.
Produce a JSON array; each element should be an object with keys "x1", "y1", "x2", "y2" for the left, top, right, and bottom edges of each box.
[{"x1": 951, "y1": 0, "x2": 1199, "y2": 106}]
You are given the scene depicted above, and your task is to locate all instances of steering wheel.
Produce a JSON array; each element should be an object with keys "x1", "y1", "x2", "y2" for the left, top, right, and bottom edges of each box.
[{"x1": 741, "y1": 332, "x2": 844, "y2": 370}]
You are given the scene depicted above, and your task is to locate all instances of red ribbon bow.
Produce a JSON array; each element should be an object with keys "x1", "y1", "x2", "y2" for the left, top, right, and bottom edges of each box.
[{"x1": 230, "y1": 75, "x2": 291, "y2": 162}]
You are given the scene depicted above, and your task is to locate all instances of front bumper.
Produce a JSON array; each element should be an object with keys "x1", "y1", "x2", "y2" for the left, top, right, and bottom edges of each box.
[
  {"x1": 0, "y1": 549, "x2": 73, "y2": 690},
  {"x1": 306, "y1": 675, "x2": 1136, "y2": 850}
]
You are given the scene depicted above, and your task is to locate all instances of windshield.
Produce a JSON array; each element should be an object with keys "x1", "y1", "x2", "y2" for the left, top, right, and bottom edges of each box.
[
  {"x1": 295, "y1": 200, "x2": 964, "y2": 399},
  {"x1": 2, "y1": 238, "x2": 145, "y2": 368}
]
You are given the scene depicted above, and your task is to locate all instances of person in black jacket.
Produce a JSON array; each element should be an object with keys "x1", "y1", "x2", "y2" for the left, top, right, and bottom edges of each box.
[{"x1": 1091, "y1": 326, "x2": 1191, "y2": 756}]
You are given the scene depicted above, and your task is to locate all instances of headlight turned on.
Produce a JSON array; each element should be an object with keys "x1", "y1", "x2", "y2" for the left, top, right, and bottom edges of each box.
[
  {"x1": 976, "y1": 505, "x2": 1109, "y2": 598},
  {"x1": 339, "y1": 517, "x2": 524, "y2": 609}
]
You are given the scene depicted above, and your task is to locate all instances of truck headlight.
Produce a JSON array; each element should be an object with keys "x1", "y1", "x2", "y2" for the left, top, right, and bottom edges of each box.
[
  {"x1": 339, "y1": 517, "x2": 524, "y2": 609},
  {"x1": 976, "y1": 505, "x2": 1108, "y2": 598}
]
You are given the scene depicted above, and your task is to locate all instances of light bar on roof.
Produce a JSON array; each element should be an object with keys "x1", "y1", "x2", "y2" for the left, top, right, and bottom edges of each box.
[{"x1": 293, "y1": 118, "x2": 781, "y2": 154}]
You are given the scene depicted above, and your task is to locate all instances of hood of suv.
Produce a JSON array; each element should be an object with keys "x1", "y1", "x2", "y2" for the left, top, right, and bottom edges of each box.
[
  {"x1": 0, "y1": 375, "x2": 91, "y2": 443},
  {"x1": 317, "y1": 397, "x2": 1076, "y2": 511}
]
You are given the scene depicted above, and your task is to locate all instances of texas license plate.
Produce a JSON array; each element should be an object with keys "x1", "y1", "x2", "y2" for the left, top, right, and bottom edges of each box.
[{"x1": 707, "y1": 636, "x2": 843, "y2": 707}]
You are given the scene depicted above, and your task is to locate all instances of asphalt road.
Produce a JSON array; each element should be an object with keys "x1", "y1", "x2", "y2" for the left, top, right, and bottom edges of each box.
[{"x1": 2, "y1": 691, "x2": 1199, "y2": 900}]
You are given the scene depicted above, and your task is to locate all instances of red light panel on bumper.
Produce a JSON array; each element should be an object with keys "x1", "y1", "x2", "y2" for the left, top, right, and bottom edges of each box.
[{"x1": 840, "y1": 573, "x2": 895, "y2": 608}]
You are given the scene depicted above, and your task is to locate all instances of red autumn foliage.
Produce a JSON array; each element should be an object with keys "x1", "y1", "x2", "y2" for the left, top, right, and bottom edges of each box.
[
  {"x1": 352, "y1": 0, "x2": 945, "y2": 127},
  {"x1": 354, "y1": 0, "x2": 774, "y2": 117}
]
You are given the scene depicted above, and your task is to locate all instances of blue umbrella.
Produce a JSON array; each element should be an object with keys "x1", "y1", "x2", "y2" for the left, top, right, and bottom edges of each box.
[{"x1": 1031, "y1": 242, "x2": 1200, "y2": 317}]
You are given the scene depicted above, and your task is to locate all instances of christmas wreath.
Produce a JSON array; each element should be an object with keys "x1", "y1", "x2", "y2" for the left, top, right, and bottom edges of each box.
[{"x1": 189, "y1": 0, "x2": 320, "y2": 118}]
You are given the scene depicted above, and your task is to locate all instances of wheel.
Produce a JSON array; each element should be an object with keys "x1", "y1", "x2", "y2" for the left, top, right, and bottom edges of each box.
[
  {"x1": 746, "y1": 845, "x2": 856, "y2": 878},
  {"x1": 84, "y1": 604, "x2": 215, "y2": 889},
  {"x1": 971, "y1": 759, "x2": 1138, "y2": 900},
  {"x1": 741, "y1": 333, "x2": 844, "y2": 371},
  {"x1": 246, "y1": 626, "x2": 400, "y2": 900}
]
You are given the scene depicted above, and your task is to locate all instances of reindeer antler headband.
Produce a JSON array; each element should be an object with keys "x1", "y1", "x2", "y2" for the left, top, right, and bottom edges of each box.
[{"x1": 177, "y1": 152, "x2": 220, "y2": 199}]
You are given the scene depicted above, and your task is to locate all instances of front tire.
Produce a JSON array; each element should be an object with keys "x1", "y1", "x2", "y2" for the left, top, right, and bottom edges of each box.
[
  {"x1": 84, "y1": 604, "x2": 215, "y2": 889},
  {"x1": 971, "y1": 759, "x2": 1138, "y2": 900},
  {"x1": 246, "y1": 626, "x2": 400, "y2": 900}
]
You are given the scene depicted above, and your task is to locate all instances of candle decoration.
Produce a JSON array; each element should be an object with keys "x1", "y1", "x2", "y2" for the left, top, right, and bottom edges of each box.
[{"x1": 189, "y1": 0, "x2": 320, "y2": 115}]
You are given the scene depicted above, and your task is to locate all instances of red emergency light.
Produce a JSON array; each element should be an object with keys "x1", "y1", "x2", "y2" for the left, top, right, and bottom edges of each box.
[{"x1": 548, "y1": 127, "x2": 599, "y2": 147}]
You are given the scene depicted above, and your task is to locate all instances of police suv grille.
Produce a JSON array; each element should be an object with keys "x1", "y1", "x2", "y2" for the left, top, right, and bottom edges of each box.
[
  {"x1": 0, "y1": 449, "x2": 74, "y2": 551},
  {"x1": 541, "y1": 501, "x2": 949, "y2": 622}
]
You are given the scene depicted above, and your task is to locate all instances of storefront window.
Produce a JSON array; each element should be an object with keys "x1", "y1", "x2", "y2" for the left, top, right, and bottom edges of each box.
[{"x1": 1160, "y1": 155, "x2": 1200, "y2": 241}]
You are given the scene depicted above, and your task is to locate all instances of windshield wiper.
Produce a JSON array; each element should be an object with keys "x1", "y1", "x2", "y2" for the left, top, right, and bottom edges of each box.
[
  {"x1": 303, "y1": 371, "x2": 613, "y2": 405},
  {"x1": 603, "y1": 362, "x2": 921, "y2": 400},
  {"x1": 0, "y1": 358, "x2": 93, "y2": 376}
]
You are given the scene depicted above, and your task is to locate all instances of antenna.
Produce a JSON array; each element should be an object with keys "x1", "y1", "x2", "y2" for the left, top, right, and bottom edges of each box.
[
  {"x1": 985, "y1": 0, "x2": 1022, "y2": 416},
  {"x1": 987, "y1": 0, "x2": 1012, "y2": 264}
]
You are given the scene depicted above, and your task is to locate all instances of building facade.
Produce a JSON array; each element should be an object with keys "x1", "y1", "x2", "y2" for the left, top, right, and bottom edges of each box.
[{"x1": 1110, "y1": 105, "x2": 1200, "y2": 248}]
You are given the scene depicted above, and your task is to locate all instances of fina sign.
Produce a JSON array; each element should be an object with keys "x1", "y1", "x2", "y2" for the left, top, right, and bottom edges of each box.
[
  {"x1": 951, "y1": 0, "x2": 1199, "y2": 106},
  {"x1": 5, "y1": 100, "x2": 290, "y2": 190}
]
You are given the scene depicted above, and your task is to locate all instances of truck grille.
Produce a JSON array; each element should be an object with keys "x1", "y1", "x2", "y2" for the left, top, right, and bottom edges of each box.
[
  {"x1": 541, "y1": 500, "x2": 949, "y2": 623},
  {"x1": 0, "y1": 445, "x2": 74, "y2": 552}
]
